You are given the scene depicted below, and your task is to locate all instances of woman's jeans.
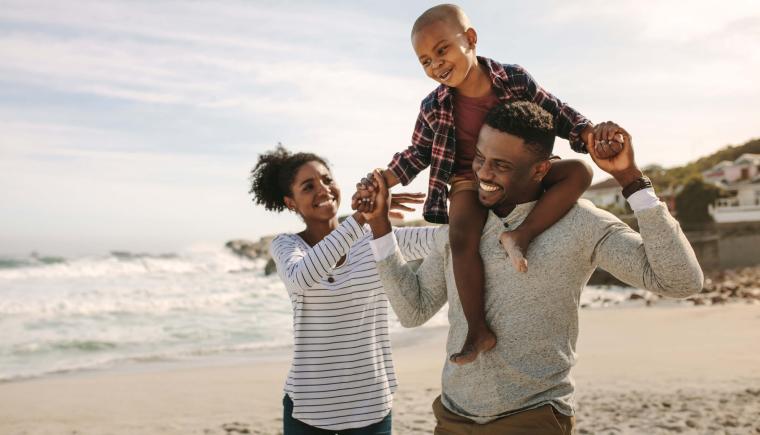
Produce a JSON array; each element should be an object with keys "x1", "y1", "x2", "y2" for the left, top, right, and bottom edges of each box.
[{"x1": 283, "y1": 395, "x2": 392, "y2": 435}]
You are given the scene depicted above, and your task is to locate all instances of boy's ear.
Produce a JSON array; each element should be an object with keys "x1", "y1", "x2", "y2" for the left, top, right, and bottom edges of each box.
[
  {"x1": 532, "y1": 159, "x2": 552, "y2": 182},
  {"x1": 465, "y1": 27, "x2": 477, "y2": 48}
]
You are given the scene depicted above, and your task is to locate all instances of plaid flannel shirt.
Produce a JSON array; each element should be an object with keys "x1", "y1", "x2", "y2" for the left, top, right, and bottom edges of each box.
[{"x1": 387, "y1": 57, "x2": 592, "y2": 224}]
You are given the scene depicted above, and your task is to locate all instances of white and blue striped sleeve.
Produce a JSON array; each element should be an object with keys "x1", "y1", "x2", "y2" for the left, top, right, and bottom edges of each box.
[
  {"x1": 269, "y1": 216, "x2": 364, "y2": 294},
  {"x1": 393, "y1": 226, "x2": 438, "y2": 261}
]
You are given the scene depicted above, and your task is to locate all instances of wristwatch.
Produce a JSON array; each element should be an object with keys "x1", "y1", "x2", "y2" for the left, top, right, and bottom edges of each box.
[{"x1": 622, "y1": 176, "x2": 653, "y2": 199}]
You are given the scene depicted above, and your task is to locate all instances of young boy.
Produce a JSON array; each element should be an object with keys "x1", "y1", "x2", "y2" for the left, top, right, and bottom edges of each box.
[{"x1": 358, "y1": 4, "x2": 624, "y2": 365}]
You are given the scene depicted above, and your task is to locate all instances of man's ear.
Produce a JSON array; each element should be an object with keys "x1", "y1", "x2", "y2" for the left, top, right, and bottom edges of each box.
[
  {"x1": 465, "y1": 27, "x2": 477, "y2": 48},
  {"x1": 284, "y1": 196, "x2": 296, "y2": 212},
  {"x1": 532, "y1": 159, "x2": 552, "y2": 182}
]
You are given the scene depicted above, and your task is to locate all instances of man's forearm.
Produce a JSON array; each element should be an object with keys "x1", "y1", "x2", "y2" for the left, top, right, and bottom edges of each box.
[
  {"x1": 368, "y1": 216, "x2": 392, "y2": 240},
  {"x1": 612, "y1": 167, "x2": 645, "y2": 190},
  {"x1": 595, "y1": 190, "x2": 703, "y2": 298}
]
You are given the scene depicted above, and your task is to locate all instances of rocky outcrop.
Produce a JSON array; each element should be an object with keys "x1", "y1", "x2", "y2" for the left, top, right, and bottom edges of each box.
[
  {"x1": 686, "y1": 266, "x2": 760, "y2": 306},
  {"x1": 226, "y1": 237, "x2": 277, "y2": 275}
]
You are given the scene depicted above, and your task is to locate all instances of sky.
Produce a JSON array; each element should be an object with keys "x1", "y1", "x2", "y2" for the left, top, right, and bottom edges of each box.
[{"x1": 1, "y1": 0, "x2": 758, "y2": 256}]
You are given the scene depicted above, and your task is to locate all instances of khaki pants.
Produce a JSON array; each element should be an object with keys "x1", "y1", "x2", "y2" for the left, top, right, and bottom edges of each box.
[{"x1": 432, "y1": 396, "x2": 575, "y2": 435}]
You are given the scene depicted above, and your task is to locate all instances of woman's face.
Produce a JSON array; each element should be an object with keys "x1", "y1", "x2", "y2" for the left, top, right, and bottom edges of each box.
[{"x1": 285, "y1": 160, "x2": 340, "y2": 222}]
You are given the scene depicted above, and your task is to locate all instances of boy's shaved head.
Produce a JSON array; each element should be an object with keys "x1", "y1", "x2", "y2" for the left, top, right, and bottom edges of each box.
[{"x1": 411, "y1": 4, "x2": 472, "y2": 37}]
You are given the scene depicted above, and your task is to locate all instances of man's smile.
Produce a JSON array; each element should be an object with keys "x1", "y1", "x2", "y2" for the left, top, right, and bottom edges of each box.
[{"x1": 479, "y1": 181, "x2": 500, "y2": 192}]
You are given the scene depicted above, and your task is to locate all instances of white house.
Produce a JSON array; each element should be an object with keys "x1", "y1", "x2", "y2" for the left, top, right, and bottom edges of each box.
[
  {"x1": 709, "y1": 178, "x2": 760, "y2": 223},
  {"x1": 703, "y1": 153, "x2": 760, "y2": 223},
  {"x1": 582, "y1": 177, "x2": 626, "y2": 210}
]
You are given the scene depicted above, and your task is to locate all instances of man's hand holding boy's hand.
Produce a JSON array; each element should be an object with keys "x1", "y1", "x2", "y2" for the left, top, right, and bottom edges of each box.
[
  {"x1": 583, "y1": 122, "x2": 626, "y2": 159},
  {"x1": 586, "y1": 126, "x2": 643, "y2": 187}
]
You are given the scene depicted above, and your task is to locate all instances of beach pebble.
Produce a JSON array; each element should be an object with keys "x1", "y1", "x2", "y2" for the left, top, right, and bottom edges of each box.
[{"x1": 222, "y1": 422, "x2": 251, "y2": 434}]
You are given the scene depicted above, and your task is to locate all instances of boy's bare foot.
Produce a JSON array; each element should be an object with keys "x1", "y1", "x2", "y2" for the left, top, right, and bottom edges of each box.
[
  {"x1": 499, "y1": 231, "x2": 529, "y2": 273},
  {"x1": 450, "y1": 327, "x2": 497, "y2": 365}
]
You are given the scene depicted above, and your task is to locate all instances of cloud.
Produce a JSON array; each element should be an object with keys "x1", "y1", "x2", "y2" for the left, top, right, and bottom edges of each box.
[{"x1": 1, "y1": 0, "x2": 758, "y2": 254}]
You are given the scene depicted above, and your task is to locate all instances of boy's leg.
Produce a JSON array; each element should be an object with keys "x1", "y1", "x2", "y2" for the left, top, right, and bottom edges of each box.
[{"x1": 448, "y1": 185, "x2": 495, "y2": 365}]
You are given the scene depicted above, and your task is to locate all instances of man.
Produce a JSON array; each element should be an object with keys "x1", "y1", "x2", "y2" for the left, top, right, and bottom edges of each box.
[{"x1": 360, "y1": 101, "x2": 703, "y2": 434}]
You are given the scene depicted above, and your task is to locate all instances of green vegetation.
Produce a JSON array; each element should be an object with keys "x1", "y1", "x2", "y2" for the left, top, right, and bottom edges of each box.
[{"x1": 674, "y1": 176, "x2": 722, "y2": 230}]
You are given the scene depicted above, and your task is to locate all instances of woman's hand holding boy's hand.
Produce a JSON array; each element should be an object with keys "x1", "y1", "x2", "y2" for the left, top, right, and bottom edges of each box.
[
  {"x1": 352, "y1": 172, "x2": 424, "y2": 220},
  {"x1": 362, "y1": 170, "x2": 393, "y2": 238}
]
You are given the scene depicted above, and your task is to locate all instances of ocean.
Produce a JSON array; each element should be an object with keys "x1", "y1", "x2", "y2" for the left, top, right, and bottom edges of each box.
[{"x1": 0, "y1": 246, "x2": 637, "y2": 382}]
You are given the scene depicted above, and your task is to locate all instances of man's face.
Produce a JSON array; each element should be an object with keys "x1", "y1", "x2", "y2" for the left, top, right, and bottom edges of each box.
[
  {"x1": 472, "y1": 125, "x2": 547, "y2": 209},
  {"x1": 411, "y1": 20, "x2": 477, "y2": 88}
]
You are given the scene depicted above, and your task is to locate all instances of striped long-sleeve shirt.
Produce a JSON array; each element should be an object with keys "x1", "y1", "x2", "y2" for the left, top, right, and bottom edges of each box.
[{"x1": 269, "y1": 216, "x2": 438, "y2": 431}]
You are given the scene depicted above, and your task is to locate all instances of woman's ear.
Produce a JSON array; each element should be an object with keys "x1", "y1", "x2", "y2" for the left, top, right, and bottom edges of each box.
[{"x1": 284, "y1": 196, "x2": 296, "y2": 212}]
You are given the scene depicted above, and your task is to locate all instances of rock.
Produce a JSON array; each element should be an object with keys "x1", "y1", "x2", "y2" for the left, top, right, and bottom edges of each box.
[
  {"x1": 722, "y1": 280, "x2": 738, "y2": 291},
  {"x1": 221, "y1": 422, "x2": 251, "y2": 434},
  {"x1": 685, "y1": 419, "x2": 699, "y2": 428},
  {"x1": 711, "y1": 294, "x2": 728, "y2": 304},
  {"x1": 265, "y1": 258, "x2": 277, "y2": 276},
  {"x1": 226, "y1": 237, "x2": 274, "y2": 260},
  {"x1": 691, "y1": 297, "x2": 706, "y2": 306},
  {"x1": 629, "y1": 293, "x2": 645, "y2": 300}
]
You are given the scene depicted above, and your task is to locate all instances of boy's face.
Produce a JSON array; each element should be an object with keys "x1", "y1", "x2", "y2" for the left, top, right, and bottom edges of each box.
[{"x1": 412, "y1": 20, "x2": 478, "y2": 88}]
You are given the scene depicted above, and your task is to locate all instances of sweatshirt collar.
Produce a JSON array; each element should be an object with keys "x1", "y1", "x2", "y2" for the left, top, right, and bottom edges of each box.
[{"x1": 487, "y1": 201, "x2": 538, "y2": 231}]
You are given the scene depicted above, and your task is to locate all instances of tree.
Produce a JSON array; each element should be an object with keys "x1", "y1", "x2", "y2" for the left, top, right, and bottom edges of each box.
[{"x1": 674, "y1": 176, "x2": 722, "y2": 230}]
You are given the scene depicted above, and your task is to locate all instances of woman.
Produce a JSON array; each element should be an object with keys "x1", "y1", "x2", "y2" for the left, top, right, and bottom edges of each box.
[{"x1": 249, "y1": 146, "x2": 437, "y2": 434}]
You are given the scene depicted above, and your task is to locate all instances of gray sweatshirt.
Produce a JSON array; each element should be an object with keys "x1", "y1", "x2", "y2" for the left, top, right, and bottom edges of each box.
[{"x1": 372, "y1": 198, "x2": 703, "y2": 423}]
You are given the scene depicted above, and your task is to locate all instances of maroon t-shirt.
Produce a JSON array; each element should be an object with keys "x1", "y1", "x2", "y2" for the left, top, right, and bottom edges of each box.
[{"x1": 453, "y1": 90, "x2": 500, "y2": 179}]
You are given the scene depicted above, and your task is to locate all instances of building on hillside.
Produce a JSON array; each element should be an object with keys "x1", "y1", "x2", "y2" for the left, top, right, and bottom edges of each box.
[
  {"x1": 702, "y1": 153, "x2": 760, "y2": 223},
  {"x1": 582, "y1": 178, "x2": 626, "y2": 211},
  {"x1": 583, "y1": 178, "x2": 680, "y2": 215},
  {"x1": 702, "y1": 153, "x2": 760, "y2": 186},
  {"x1": 708, "y1": 177, "x2": 760, "y2": 223}
]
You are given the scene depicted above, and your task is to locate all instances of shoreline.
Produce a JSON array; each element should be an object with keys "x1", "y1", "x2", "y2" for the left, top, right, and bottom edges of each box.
[
  {"x1": 1, "y1": 304, "x2": 759, "y2": 434},
  {"x1": 0, "y1": 299, "x2": 746, "y2": 386}
]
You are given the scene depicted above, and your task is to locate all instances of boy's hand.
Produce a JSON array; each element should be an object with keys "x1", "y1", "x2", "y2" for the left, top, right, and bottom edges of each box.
[
  {"x1": 586, "y1": 127, "x2": 642, "y2": 186},
  {"x1": 499, "y1": 229, "x2": 529, "y2": 273},
  {"x1": 360, "y1": 170, "x2": 390, "y2": 222},
  {"x1": 583, "y1": 122, "x2": 625, "y2": 159}
]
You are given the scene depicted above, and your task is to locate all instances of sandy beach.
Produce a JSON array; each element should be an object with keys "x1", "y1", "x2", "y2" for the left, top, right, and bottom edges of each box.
[{"x1": 1, "y1": 303, "x2": 758, "y2": 435}]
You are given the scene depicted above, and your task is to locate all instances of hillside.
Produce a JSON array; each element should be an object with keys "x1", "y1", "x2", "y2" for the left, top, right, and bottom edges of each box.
[{"x1": 644, "y1": 137, "x2": 760, "y2": 189}]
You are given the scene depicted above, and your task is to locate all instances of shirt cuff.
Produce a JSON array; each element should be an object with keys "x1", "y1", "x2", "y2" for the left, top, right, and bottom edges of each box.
[
  {"x1": 627, "y1": 188, "x2": 659, "y2": 212},
  {"x1": 370, "y1": 231, "x2": 398, "y2": 261}
]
